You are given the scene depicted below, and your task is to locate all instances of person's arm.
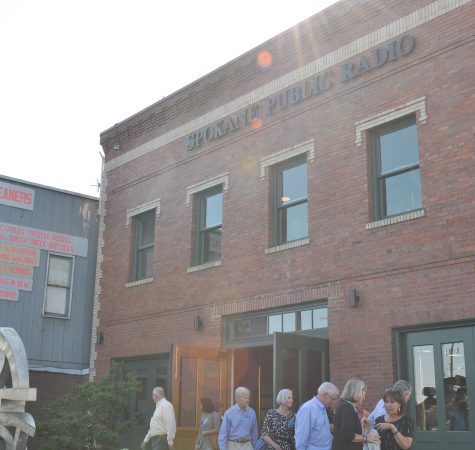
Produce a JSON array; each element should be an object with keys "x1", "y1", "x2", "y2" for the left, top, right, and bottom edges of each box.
[
  {"x1": 218, "y1": 411, "x2": 230, "y2": 450},
  {"x1": 261, "y1": 410, "x2": 280, "y2": 449},
  {"x1": 207, "y1": 411, "x2": 220, "y2": 435},
  {"x1": 142, "y1": 409, "x2": 157, "y2": 448},
  {"x1": 295, "y1": 406, "x2": 311, "y2": 450},
  {"x1": 368, "y1": 399, "x2": 384, "y2": 428},
  {"x1": 250, "y1": 410, "x2": 259, "y2": 448},
  {"x1": 376, "y1": 416, "x2": 413, "y2": 450},
  {"x1": 163, "y1": 403, "x2": 176, "y2": 448}
]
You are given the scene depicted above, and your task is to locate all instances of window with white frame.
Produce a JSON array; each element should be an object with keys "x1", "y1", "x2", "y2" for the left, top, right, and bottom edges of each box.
[
  {"x1": 371, "y1": 115, "x2": 422, "y2": 219},
  {"x1": 44, "y1": 253, "x2": 74, "y2": 318}
]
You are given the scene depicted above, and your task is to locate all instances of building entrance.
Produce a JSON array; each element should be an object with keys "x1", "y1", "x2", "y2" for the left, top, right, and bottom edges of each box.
[
  {"x1": 400, "y1": 323, "x2": 475, "y2": 450},
  {"x1": 171, "y1": 333, "x2": 328, "y2": 449},
  {"x1": 233, "y1": 333, "x2": 328, "y2": 424}
]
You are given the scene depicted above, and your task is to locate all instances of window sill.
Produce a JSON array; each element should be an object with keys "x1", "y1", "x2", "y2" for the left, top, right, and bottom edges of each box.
[
  {"x1": 365, "y1": 209, "x2": 425, "y2": 230},
  {"x1": 125, "y1": 277, "x2": 154, "y2": 288},
  {"x1": 265, "y1": 238, "x2": 310, "y2": 254},
  {"x1": 187, "y1": 260, "x2": 222, "y2": 273},
  {"x1": 43, "y1": 314, "x2": 70, "y2": 320}
]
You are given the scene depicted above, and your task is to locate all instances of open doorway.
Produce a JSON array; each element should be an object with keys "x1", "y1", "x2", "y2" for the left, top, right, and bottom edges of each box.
[
  {"x1": 234, "y1": 346, "x2": 273, "y2": 425},
  {"x1": 232, "y1": 333, "x2": 328, "y2": 426}
]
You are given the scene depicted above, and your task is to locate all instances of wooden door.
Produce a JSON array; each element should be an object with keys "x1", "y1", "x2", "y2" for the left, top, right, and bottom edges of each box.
[{"x1": 172, "y1": 345, "x2": 231, "y2": 450}]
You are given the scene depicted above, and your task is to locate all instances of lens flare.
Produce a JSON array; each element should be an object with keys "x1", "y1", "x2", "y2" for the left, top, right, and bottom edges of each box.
[
  {"x1": 250, "y1": 117, "x2": 263, "y2": 130},
  {"x1": 257, "y1": 50, "x2": 273, "y2": 69}
]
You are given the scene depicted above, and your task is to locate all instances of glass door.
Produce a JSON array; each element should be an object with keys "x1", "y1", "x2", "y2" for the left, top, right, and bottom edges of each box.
[
  {"x1": 120, "y1": 355, "x2": 170, "y2": 450},
  {"x1": 273, "y1": 332, "x2": 329, "y2": 411},
  {"x1": 404, "y1": 325, "x2": 475, "y2": 450}
]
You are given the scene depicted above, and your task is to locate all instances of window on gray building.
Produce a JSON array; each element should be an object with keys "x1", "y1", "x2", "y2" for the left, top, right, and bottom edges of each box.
[
  {"x1": 372, "y1": 116, "x2": 422, "y2": 219},
  {"x1": 133, "y1": 209, "x2": 155, "y2": 281},
  {"x1": 273, "y1": 155, "x2": 308, "y2": 245},
  {"x1": 194, "y1": 186, "x2": 223, "y2": 265},
  {"x1": 44, "y1": 253, "x2": 74, "y2": 318}
]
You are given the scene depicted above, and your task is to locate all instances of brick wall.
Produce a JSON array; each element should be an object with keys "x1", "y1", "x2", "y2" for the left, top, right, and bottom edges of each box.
[
  {"x1": 91, "y1": 0, "x2": 475, "y2": 408},
  {"x1": 26, "y1": 371, "x2": 88, "y2": 450}
]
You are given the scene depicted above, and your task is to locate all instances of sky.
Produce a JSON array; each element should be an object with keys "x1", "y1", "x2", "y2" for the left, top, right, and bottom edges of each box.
[{"x1": 1, "y1": 0, "x2": 338, "y2": 197}]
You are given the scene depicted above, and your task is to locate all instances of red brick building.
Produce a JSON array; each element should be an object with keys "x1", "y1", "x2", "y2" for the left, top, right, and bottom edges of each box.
[{"x1": 92, "y1": 1, "x2": 474, "y2": 449}]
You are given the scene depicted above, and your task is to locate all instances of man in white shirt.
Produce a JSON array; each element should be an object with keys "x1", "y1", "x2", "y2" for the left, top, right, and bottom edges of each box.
[{"x1": 141, "y1": 387, "x2": 176, "y2": 450}]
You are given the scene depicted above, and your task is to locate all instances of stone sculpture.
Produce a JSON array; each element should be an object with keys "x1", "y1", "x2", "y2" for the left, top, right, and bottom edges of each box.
[{"x1": 0, "y1": 328, "x2": 37, "y2": 450}]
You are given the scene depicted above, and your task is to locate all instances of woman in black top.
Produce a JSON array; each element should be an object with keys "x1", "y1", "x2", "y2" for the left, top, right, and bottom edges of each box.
[
  {"x1": 332, "y1": 379, "x2": 380, "y2": 450},
  {"x1": 375, "y1": 389, "x2": 414, "y2": 450},
  {"x1": 260, "y1": 388, "x2": 296, "y2": 450}
]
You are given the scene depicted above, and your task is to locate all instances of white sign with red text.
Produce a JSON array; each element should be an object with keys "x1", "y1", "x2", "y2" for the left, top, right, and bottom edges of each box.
[
  {"x1": 0, "y1": 222, "x2": 88, "y2": 257},
  {"x1": 0, "y1": 181, "x2": 35, "y2": 210}
]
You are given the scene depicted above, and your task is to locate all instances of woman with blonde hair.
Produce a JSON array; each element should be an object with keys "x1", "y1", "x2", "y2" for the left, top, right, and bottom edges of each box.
[{"x1": 332, "y1": 379, "x2": 380, "y2": 450}]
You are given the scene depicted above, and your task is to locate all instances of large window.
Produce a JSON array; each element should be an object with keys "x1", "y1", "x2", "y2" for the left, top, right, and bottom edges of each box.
[
  {"x1": 132, "y1": 209, "x2": 155, "y2": 281},
  {"x1": 194, "y1": 186, "x2": 223, "y2": 265},
  {"x1": 372, "y1": 116, "x2": 422, "y2": 219},
  {"x1": 226, "y1": 306, "x2": 328, "y2": 341},
  {"x1": 44, "y1": 253, "x2": 74, "y2": 318},
  {"x1": 274, "y1": 156, "x2": 308, "y2": 245}
]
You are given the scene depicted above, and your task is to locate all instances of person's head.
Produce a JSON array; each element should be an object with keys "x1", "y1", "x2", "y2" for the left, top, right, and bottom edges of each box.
[
  {"x1": 392, "y1": 379, "x2": 413, "y2": 403},
  {"x1": 276, "y1": 389, "x2": 294, "y2": 408},
  {"x1": 216, "y1": 402, "x2": 225, "y2": 415},
  {"x1": 200, "y1": 397, "x2": 215, "y2": 413},
  {"x1": 383, "y1": 389, "x2": 406, "y2": 415},
  {"x1": 235, "y1": 387, "x2": 250, "y2": 409},
  {"x1": 340, "y1": 379, "x2": 367, "y2": 405},
  {"x1": 152, "y1": 387, "x2": 165, "y2": 403},
  {"x1": 317, "y1": 382, "x2": 340, "y2": 410}
]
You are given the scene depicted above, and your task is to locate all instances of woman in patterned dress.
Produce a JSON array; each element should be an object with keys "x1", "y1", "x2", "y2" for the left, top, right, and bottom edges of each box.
[
  {"x1": 260, "y1": 389, "x2": 296, "y2": 450},
  {"x1": 375, "y1": 389, "x2": 414, "y2": 450}
]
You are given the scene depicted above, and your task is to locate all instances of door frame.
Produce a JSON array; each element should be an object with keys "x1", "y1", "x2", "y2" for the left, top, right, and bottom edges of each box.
[
  {"x1": 273, "y1": 332, "x2": 329, "y2": 409},
  {"x1": 117, "y1": 353, "x2": 170, "y2": 449},
  {"x1": 395, "y1": 319, "x2": 475, "y2": 450},
  {"x1": 171, "y1": 344, "x2": 232, "y2": 450}
]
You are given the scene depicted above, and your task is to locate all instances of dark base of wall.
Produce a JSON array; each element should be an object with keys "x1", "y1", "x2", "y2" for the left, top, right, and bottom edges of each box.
[{"x1": 25, "y1": 370, "x2": 88, "y2": 450}]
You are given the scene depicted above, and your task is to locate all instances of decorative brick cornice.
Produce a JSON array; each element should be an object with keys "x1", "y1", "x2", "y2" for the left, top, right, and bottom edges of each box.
[
  {"x1": 365, "y1": 209, "x2": 426, "y2": 230},
  {"x1": 260, "y1": 140, "x2": 315, "y2": 179},
  {"x1": 186, "y1": 173, "x2": 229, "y2": 206},
  {"x1": 187, "y1": 260, "x2": 222, "y2": 273},
  {"x1": 212, "y1": 283, "x2": 340, "y2": 319},
  {"x1": 126, "y1": 199, "x2": 161, "y2": 226},
  {"x1": 125, "y1": 277, "x2": 154, "y2": 288},
  {"x1": 104, "y1": 0, "x2": 469, "y2": 172},
  {"x1": 265, "y1": 238, "x2": 310, "y2": 254},
  {"x1": 355, "y1": 97, "x2": 427, "y2": 147},
  {"x1": 88, "y1": 171, "x2": 108, "y2": 380}
]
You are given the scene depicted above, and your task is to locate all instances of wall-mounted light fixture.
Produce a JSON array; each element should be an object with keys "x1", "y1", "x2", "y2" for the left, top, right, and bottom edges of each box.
[
  {"x1": 96, "y1": 331, "x2": 104, "y2": 344},
  {"x1": 349, "y1": 288, "x2": 360, "y2": 308},
  {"x1": 193, "y1": 315, "x2": 203, "y2": 331}
]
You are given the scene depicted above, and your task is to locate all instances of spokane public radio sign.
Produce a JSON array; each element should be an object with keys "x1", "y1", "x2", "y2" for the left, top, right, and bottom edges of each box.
[{"x1": 187, "y1": 34, "x2": 416, "y2": 151}]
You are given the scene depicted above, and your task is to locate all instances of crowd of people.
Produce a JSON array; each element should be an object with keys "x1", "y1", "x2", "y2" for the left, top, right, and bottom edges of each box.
[{"x1": 141, "y1": 379, "x2": 415, "y2": 450}]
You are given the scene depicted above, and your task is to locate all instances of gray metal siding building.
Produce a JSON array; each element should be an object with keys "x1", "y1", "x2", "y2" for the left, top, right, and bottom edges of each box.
[{"x1": 0, "y1": 175, "x2": 99, "y2": 449}]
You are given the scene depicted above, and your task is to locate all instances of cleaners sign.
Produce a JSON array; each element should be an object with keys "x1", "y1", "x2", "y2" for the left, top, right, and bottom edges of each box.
[
  {"x1": 187, "y1": 34, "x2": 415, "y2": 150},
  {"x1": 0, "y1": 181, "x2": 35, "y2": 210}
]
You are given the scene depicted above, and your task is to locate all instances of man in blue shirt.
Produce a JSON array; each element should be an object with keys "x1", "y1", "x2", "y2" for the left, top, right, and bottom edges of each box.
[
  {"x1": 218, "y1": 386, "x2": 258, "y2": 450},
  {"x1": 295, "y1": 382, "x2": 339, "y2": 450}
]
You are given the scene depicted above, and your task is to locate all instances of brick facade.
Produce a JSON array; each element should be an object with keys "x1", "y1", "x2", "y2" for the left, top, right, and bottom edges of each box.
[
  {"x1": 92, "y1": 0, "x2": 474, "y2": 416},
  {"x1": 26, "y1": 371, "x2": 88, "y2": 450}
]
